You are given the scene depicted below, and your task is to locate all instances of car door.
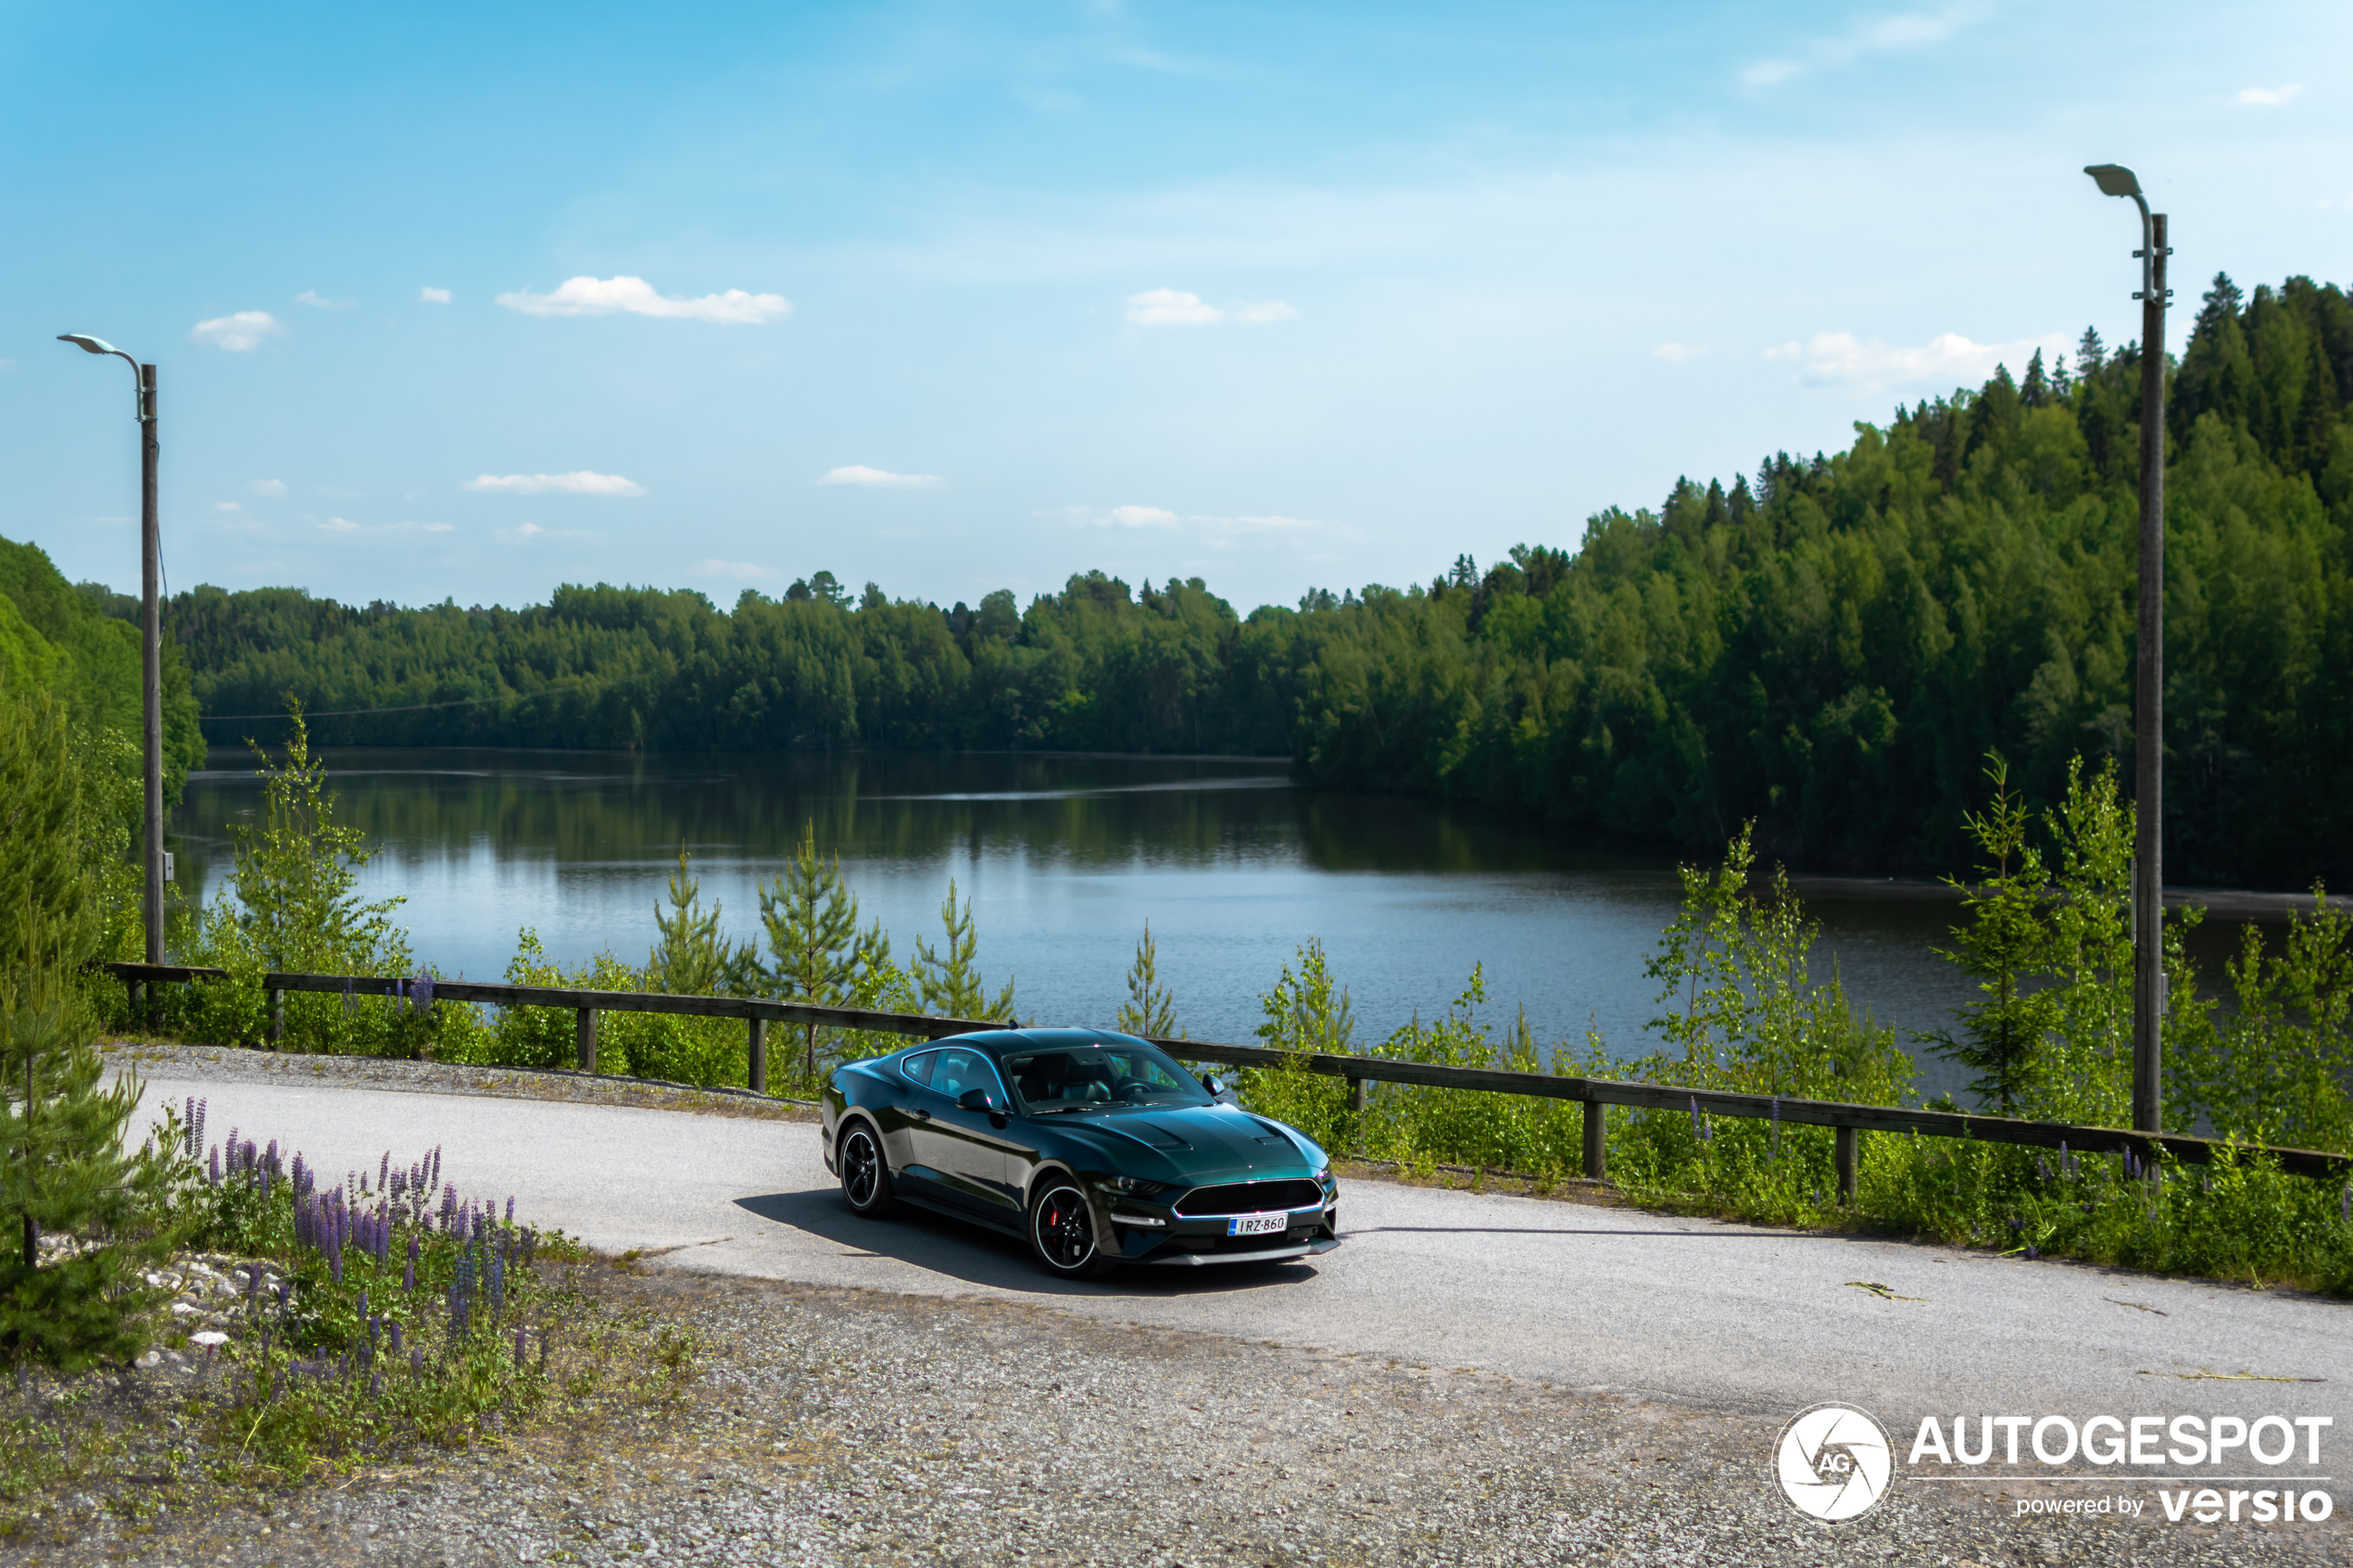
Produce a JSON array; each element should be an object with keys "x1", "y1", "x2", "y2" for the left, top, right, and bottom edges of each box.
[
  {"x1": 907, "y1": 1045, "x2": 1024, "y2": 1223},
  {"x1": 880, "y1": 1050, "x2": 941, "y2": 1173}
]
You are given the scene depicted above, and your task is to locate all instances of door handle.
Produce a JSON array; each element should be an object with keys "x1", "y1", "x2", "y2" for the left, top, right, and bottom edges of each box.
[{"x1": 897, "y1": 1106, "x2": 930, "y2": 1121}]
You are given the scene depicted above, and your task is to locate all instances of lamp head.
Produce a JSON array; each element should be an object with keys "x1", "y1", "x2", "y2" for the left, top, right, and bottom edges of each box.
[
  {"x1": 2083, "y1": 164, "x2": 2142, "y2": 199},
  {"x1": 57, "y1": 333, "x2": 118, "y2": 355}
]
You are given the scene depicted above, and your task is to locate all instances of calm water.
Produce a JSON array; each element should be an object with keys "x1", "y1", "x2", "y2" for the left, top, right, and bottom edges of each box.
[{"x1": 174, "y1": 749, "x2": 2038, "y2": 1099}]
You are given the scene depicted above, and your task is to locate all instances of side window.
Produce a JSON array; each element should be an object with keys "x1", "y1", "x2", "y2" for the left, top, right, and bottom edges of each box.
[
  {"x1": 900, "y1": 1051, "x2": 937, "y2": 1086},
  {"x1": 931, "y1": 1047, "x2": 1000, "y2": 1101}
]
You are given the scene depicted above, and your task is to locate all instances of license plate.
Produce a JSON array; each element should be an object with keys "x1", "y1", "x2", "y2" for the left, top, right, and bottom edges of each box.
[{"x1": 1227, "y1": 1212, "x2": 1287, "y2": 1236}]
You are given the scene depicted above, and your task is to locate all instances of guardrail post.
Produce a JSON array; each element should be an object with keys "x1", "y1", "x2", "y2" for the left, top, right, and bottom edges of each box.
[
  {"x1": 1835, "y1": 1125, "x2": 1858, "y2": 1201},
  {"x1": 1581, "y1": 1099, "x2": 1606, "y2": 1181},
  {"x1": 1345, "y1": 1074, "x2": 1365, "y2": 1117},
  {"x1": 267, "y1": 987, "x2": 284, "y2": 1049},
  {"x1": 576, "y1": 1008, "x2": 598, "y2": 1073},
  {"x1": 748, "y1": 1018, "x2": 767, "y2": 1095}
]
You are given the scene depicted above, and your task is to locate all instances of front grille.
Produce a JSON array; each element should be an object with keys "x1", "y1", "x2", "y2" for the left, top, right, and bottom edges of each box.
[{"x1": 1174, "y1": 1179, "x2": 1325, "y2": 1216}]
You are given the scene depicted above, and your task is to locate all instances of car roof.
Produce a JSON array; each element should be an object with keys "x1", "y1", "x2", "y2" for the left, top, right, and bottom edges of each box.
[{"x1": 900, "y1": 1027, "x2": 1150, "y2": 1059}]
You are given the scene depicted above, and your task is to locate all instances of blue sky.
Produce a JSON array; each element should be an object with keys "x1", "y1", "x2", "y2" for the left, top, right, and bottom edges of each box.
[{"x1": 4, "y1": 1, "x2": 2347, "y2": 615}]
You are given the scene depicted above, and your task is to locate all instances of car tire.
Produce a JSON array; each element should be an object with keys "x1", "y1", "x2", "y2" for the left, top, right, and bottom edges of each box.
[
  {"x1": 837, "y1": 1122, "x2": 896, "y2": 1219},
  {"x1": 1027, "y1": 1174, "x2": 1119, "y2": 1280}
]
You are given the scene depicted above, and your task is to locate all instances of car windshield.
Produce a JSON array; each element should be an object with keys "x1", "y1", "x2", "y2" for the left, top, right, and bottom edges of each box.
[{"x1": 1000, "y1": 1041, "x2": 1214, "y2": 1114}]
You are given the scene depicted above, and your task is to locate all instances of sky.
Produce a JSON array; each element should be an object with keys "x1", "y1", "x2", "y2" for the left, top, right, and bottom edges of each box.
[{"x1": 3, "y1": 0, "x2": 2347, "y2": 617}]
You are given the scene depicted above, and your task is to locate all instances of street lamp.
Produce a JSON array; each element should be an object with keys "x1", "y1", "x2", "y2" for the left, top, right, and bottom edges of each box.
[
  {"x1": 57, "y1": 332, "x2": 167, "y2": 982},
  {"x1": 2082, "y1": 164, "x2": 2171, "y2": 1135}
]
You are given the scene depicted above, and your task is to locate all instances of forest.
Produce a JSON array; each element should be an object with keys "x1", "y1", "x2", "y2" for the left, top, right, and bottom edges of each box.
[{"x1": 6, "y1": 270, "x2": 2349, "y2": 888}]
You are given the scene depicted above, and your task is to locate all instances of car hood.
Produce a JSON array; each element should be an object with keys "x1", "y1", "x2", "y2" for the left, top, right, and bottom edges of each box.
[{"x1": 1046, "y1": 1103, "x2": 1320, "y2": 1183}]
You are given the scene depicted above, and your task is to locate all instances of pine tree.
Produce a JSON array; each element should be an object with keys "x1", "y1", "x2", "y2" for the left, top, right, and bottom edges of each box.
[
  {"x1": 913, "y1": 878, "x2": 1015, "y2": 1022},
  {"x1": 1921, "y1": 754, "x2": 2064, "y2": 1117},
  {"x1": 0, "y1": 679, "x2": 170, "y2": 1373},
  {"x1": 648, "y1": 848, "x2": 755, "y2": 997},
  {"x1": 756, "y1": 822, "x2": 887, "y2": 1079},
  {"x1": 1114, "y1": 922, "x2": 1180, "y2": 1038}
]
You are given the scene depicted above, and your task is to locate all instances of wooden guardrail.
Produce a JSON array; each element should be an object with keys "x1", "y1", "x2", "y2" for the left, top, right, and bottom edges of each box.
[{"x1": 101, "y1": 961, "x2": 2352, "y2": 1190}]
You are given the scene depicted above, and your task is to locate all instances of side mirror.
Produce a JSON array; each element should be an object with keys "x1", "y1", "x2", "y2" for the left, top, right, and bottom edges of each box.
[
  {"x1": 1201, "y1": 1073, "x2": 1226, "y2": 1096},
  {"x1": 957, "y1": 1086, "x2": 1001, "y2": 1113}
]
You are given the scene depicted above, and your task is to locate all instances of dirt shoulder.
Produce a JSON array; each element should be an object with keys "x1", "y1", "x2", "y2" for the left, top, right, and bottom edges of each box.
[{"x1": 100, "y1": 1039, "x2": 823, "y2": 1124}]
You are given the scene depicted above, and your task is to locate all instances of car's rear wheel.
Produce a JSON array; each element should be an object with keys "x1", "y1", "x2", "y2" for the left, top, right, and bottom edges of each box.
[
  {"x1": 838, "y1": 1123, "x2": 895, "y2": 1218},
  {"x1": 1028, "y1": 1175, "x2": 1119, "y2": 1279}
]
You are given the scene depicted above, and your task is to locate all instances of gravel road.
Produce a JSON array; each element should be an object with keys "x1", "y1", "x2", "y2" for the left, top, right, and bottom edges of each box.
[{"x1": 69, "y1": 1045, "x2": 2348, "y2": 1565}]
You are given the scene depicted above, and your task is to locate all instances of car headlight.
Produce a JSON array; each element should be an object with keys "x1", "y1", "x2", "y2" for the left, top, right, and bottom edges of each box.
[
  {"x1": 1094, "y1": 1175, "x2": 1167, "y2": 1197},
  {"x1": 1314, "y1": 1165, "x2": 1332, "y2": 1185}
]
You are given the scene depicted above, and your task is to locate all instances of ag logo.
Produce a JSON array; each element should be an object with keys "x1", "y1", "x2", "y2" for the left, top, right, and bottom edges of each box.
[{"x1": 1774, "y1": 1402, "x2": 1894, "y2": 1522}]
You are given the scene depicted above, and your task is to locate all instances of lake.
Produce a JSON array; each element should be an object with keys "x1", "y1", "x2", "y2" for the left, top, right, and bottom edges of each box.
[{"x1": 171, "y1": 747, "x2": 2225, "y2": 1103}]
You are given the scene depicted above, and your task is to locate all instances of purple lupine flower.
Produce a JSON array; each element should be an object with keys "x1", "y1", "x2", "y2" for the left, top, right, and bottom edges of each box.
[
  {"x1": 506, "y1": 1196, "x2": 515, "y2": 1225},
  {"x1": 380, "y1": 1151, "x2": 392, "y2": 1193},
  {"x1": 1768, "y1": 1096, "x2": 1780, "y2": 1158},
  {"x1": 1687, "y1": 1097, "x2": 1704, "y2": 1142},
  {"x1": 513, "y1": 1324, "x2": 527, "y2": 1367},
  {"x1": 406, "y1": 1233, "x2": 419, "y2": 1292},
  {"x1": 2025, "y1": 1245, "x2": 2038, "y2": 1261},
  {"x1": 429, "y1": 1145, "x2": 442, "y2": 1192},
  {"x1": 2035, "y1": 1156, "x2": 2050, "y2": 1182},
  {"x1": 410, "y1": 1347, "x2": 423, "y2": 1378},
  {"x1": 412, "y1": 969, "x2": 436, "y2": 1016},
  {"x1": 389, "y1": 1321, "x2": 404, "y2": 1356},
  {"x1": 208, "y1": 1145, "x2": 220, "y2": 1185},
  {"x1": 369, "y1": 1368, "x2": 383, "y2": 1398}
]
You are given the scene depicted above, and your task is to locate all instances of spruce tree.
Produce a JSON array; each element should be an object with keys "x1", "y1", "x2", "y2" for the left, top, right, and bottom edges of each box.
[
  {"x1": 1114, "y1": 921, "x2": 1180, "y2": 1038},
  {"x1": 913, "y1": 878, "x2": 1015, "y2": 1022},
  {"x1": 756, "y1": 822, "x2": 887, "y2": 1078},
  {"x1": 0, "y1": 679, "x2": 170, "y2": 1373}
]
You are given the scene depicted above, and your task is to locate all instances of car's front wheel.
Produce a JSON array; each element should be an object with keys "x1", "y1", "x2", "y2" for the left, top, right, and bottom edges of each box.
[
  {"x1": 838, "y1": 1123, "x2": 895, "y2": 1219},
  {"x1": 1028, "y1": 1175, "x2": 1119, "y2": 1279}
]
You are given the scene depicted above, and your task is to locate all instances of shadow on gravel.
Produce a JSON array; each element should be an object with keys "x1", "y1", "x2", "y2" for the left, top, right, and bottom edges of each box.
[{"x1": 732, "y1": 1190, "x2": 1325, "y2": 1299}]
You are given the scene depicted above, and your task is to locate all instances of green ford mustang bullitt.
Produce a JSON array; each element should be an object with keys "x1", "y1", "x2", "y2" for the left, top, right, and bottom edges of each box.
[{"x1": 822, "y1": 1028, "x2": 1340, "y2": 1279}]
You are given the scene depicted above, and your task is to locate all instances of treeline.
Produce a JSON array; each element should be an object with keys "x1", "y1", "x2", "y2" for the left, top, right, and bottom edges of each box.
[
  {"x1": 24, "y1": 269, "x2": 2352, "y2": 888},
  {"x1": 0, "y1": 535, "x2": 205, "y2": 801}
]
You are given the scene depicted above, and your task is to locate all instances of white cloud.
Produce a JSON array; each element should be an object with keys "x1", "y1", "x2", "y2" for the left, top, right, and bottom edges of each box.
[
  {"x1": 1126, "y1": 289, "x2": 1223, "y2": 326},
  {"x1": 212, "y1": 501, "x2": 244, "y2": 513},
  {"x1": 251, "y1": 479, "x2": 287, "y2": 498},
  {"x1": 294, "y1": 290, "x2": 350, "y2": 309},
  {"x1": 320, "y1": 517, "x2": 360, "y2": 533},
  {"x1": 1111, "y1": 505, "x2": 1180, "y2": 528},
  {"x1": 420, "y1": 287, "x2": 452, "y2": 304},
  {"x1": 462, "y1": 470, "x2": 647, "y2": 496},
  {"x1": 494, "y1": 275, "x2": 791, "y2": 324},
  {"x1": 190, "y1": 311, "x2": 286, "y2": 351},
  {"x1": 1740, "y1": 3, "x2": 1985, "y2": 87},
  {"x1": 2236, "y1": 84, "x2": 2303, "y2": 107},
  {"x1": 497, "y1": 521, "x2": 587, "y2": 542},
  {"x1": 816, "y1": 465, "x2": 945, "y2": 489},
  {"x1": 1124, "y1": 288, "x2": 1297, "y2": 327},
  {"x1": 1654, "y1": 342, "x2": 1706, "y2": 363},
  {"x1": 1768, "y1": 328, "x2": 2070, "y2": 393},
  {"x1": 691, "y1": 558, "x2": 778, "y2": 581}
]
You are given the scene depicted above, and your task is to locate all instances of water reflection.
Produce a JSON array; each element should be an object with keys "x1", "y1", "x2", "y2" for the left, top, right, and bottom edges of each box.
[{"x1": 173, "y1": 747, "x2": 2268, "y2": 1104}]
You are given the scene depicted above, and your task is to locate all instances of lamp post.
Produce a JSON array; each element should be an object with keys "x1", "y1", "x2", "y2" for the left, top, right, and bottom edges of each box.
[
  {"x1": 2082, "y1": 164, "x2": 2170, "y2": 1135},
  {"x1": 57, "y1": 333, "x2": 166, "y2": 980}
]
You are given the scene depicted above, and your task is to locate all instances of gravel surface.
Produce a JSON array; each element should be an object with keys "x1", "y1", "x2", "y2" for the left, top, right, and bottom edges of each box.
[{"x1": 7, "y1": 1264, "x2": 2339, "y2": 1565}]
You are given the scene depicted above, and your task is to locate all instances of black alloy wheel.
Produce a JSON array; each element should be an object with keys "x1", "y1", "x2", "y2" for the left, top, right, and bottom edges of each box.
[
  {"x1": 838, "y1": 1123, "x2": 895, "y2": 1218},
  {"x1": 1028, "y1": 1176, "x2": 1118, "y2": 1279}
]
